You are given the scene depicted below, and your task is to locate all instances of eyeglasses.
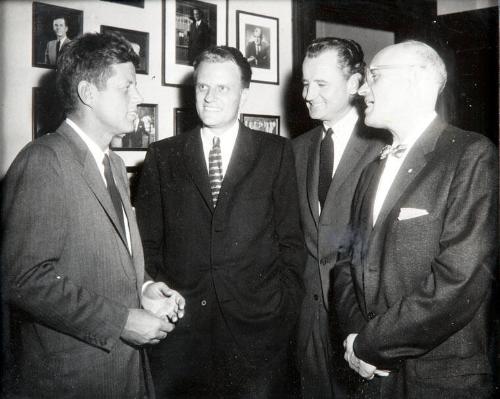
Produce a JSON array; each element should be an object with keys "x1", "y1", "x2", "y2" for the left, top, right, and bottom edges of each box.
[{"x1": 365, "y1": 64, "x2": 426, "y2": 85}]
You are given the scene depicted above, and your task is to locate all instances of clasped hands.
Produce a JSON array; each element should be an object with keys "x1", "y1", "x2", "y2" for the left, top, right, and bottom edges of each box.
[
  {"x1": 121, "y1": 282, "x2": 185, "y2": 346},
  {"x1": 343, "y1": 333, "x2": 390, "y2": 380}
]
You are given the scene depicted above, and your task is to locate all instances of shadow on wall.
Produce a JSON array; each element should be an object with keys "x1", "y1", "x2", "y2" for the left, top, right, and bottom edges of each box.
[
  {"x1": 282, "y1": 69, "x2": 317, "y2": 139},
  {"x1": 33, "y1": 70, "x2": 65, "y2": 140}
]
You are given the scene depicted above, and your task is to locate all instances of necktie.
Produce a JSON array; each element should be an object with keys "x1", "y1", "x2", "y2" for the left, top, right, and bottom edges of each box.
[
  {"x1": 103, "y1": 154, "x2": 125, "y2": 234},
  {"x1": 56, "y1": 40, "x2": 61, "y2": 59},
  {"x1": 318, "y1": 128, "x2": 334, "y2": 210},
  {"x1": 256, "y1": 45, "x2": 261, "y2": 55},
  {"x1": 379, "y1": 144, "x2": 407, "y2": 159},
  {"x1": 209, "y1": 137, "x2": 223, "y2": 207}
]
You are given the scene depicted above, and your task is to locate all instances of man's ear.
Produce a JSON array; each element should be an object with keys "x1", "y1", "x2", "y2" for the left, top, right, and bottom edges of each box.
[
  {"x1": 347, "y1": 72, "x2": 362, "y2": 95},
  {"x1": 77, "y1": 81, "x2": 96, "y2": 108}
]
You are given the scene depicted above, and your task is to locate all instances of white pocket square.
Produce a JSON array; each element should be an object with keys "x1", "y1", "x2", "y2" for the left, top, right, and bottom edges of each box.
[{"x1": 398, "y1": 208, "x2": 429, "y2": 220}]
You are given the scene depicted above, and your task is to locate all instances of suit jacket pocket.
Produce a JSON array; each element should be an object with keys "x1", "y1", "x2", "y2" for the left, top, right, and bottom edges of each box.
[{"x1": 413, "y1": 354, "x2": 491, "y2": 379}]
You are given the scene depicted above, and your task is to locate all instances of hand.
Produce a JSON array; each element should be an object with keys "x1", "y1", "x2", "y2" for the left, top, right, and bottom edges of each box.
[
  {"x1": 142, "y1": 282, "x2": 186, "y2": 322},
  {"x1": 343, "y1": 333, "x2": 390, "y2": 379},
  {"x1": 121, "y1": 308, "x2": 174, "y2": 346}
]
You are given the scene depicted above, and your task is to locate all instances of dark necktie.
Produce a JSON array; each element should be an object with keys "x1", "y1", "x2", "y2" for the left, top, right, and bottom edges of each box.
[
  {"x1": 103, "y1": 154, "x2": 125, "y2": 234},
  {"x1": 209, "y1": 137, "x2": 223, "y2": 207},
  {"x1": 56, "y1": 40, "x2": 61, "y2": 59},
  {"x1": 318, "y1": 128, "x2": 334, "y2": 210}
]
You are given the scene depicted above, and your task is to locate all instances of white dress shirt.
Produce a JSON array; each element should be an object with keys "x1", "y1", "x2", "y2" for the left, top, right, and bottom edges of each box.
[
  {"x1": 66, "y1": 118, "x2": 132, "y2": 253},
  {"x1": 372, "y1": 111, "x2": 437, "y2": 226},
  {"x1": 200, "y1": 120, "x2": 240, "y2": 178}
]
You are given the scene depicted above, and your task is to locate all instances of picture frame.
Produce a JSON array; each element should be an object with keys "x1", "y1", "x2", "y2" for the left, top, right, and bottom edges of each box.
[
  {"x1": 32, "y1": 87, "x2": 65, "y2": 140},
  {"x1": 100, "y1": 0, "x2": 145, "y2": 8},
  {"x1": 110, "y1": 103, "x2": 158, "y2": 151},
  {"x1": 174, "y1": 107, "x2": 200, "y2": 135},
  {"x1": 236, "y1": 11, "x2": 279, "y2": 85},
  {"x1": 163, "y1": 0, "x2": 227, "y2": 86},
  {"x1": 101, "y1": 25, "x2": 149, "y2": 74},
  {"x1": 241, "y1": 114, "x2": 280, "y2": 135},
  {"x1": 32, "y1": 2, "x2": 83, "y2": 69}
]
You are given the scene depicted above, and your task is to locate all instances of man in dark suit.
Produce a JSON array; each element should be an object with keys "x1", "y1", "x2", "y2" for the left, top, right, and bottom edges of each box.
[
  {"x1": 44, "y1": 16, "x2": 71, "y2": 65},
  {"x1": 293, "y1": 37, "x2": 388, "y2": 398},
  {"x1": 187, "y1": 8, "x2": 211, "y2": 65},
  {"x1": 135, "y1": 46, "x2": 305, "y2": 398},
  {"x1": 1, "y1": 32, "x2": 184, "y2": 398},
  {"x1": 335, "y1": 40, "x2": 498, "y2": 398},
  {"x1": 245, "y1": 27, "x2": 270, "y2": 69}
]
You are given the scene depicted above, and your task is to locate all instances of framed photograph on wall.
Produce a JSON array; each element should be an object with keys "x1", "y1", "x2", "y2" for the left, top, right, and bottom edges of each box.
[
  {"x1": 111, "y1": 104, "x2": 158, "y2": 150},
  {"x1": 174, "y1": 107, "x2": 200, "y2": 135},
  {"x1": 163, "y1": 0, "x2": 227, "y2": 86},
  {"x1": 32, "y1": 87, "x2": 65, "y2": 140},
  {"x1": 32, "y1": 2, "x2": 83, "y2": 69},
  {"x1": 236, "y1": 11, "x2": 279, "y2": 85},
  {"x1": 241, "y1": 113, "x2": 280, "y2": 135},
  {"x1": 101, "y1": 25, "x2": 149, "y2": 74},
  {"x1": 100, "y1": 0, "x2": 145, "y2": 8}
]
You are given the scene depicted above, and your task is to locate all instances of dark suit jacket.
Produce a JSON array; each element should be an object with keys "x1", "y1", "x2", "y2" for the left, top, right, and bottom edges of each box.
[
  {"x1": 44, "y1": 37, "x2": 70, "y2": 65},
  {"x1": 334, "y1": 117, "x2": 498, "y2": 397},
  {"x1": 136, "y1": 124, "x2": 305, "y2": 366},
  {"x1": 245, "y1": 41, "x2": 270, "y2": 69},
  {"x1": 188, "y1": 20, "x2": 211, "y2": 64},
  {"x1": 1, "y1": 122, "x2": 152, "y2": 398},
  {"x1": 293, "y1": 121, "x2": 387, "y2": 392}
]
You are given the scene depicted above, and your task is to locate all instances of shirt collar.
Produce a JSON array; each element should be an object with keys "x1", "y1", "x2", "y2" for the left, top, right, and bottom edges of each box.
[
  {"x1": 66, "y1": 118, "x2": 108, "y2": 163},
  {"x1": 201, "y1": 119, "x2": 240, "y2": 147},
  {"x1": 322, "y1": 107, "x2": 359, "y2": 139}
]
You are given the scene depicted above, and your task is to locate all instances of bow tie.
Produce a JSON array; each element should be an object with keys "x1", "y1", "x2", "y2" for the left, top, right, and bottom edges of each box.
[{"x1": 379, "y1": 144, "x2": 407, "y2": 160}]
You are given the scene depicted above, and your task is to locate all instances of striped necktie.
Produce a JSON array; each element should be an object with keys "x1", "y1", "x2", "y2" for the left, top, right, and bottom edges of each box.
[
  {"x1": 209, "y1": 136, "x2": 223, "y2": 207},
  {"x1": 103, "y1": 154, "x2": 125, "y2": 235}
]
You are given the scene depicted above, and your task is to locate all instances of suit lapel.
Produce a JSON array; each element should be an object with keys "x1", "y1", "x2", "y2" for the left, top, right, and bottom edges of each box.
[
  {"x1": 372, "y1": 117, "x2": 446, "y2": 232},
  {"x1": 57, "y1": 122, "x2": 135, "y2": 279},
  {"x1": 306, "y1": 127, "x2": 322, "y2": 228},
  {"x1": 216, "y1": 124, "x2": 259, "y2": 211},
  {"x1": 183, "y1": 128, "x2": 214, "y2": 214}
]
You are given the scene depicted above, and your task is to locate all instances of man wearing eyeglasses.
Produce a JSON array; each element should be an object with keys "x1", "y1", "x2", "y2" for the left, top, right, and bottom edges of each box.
[{"x1": 334, "y1": 40, "x2": 497, "y2": 398}]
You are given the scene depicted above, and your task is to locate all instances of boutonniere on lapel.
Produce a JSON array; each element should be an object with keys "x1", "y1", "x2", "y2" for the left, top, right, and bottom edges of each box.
[{"x1": 379, "y1": 144, "x2": 407, "y2": 160}]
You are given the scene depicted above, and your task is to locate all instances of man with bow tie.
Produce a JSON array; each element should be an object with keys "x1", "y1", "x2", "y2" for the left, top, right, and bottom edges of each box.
[
  {"x1": 45, "y1": 16, "x2": 71, "y2": 65},
  {"x1": 334, "y1": 40, "x2": 498, "y2": 398}
]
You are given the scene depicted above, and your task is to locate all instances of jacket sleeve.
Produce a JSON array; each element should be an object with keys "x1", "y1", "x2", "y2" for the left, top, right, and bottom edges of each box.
[
  {"x1": 354, "y1": 139, "x2": 498, "y2": 369},
  {"x1": 1, "y1": 144, "x2": 129, "y2": 352}
]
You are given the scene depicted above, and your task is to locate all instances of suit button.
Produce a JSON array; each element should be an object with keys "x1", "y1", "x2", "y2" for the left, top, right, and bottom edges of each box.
[
  {"x1": 201, "y1": 300, "x2": 207, "y2": 306},
  {"x1": 367, "y1": 311, "x2": 376, "y2": 320},
  {"x1": 313, "y1": 294, "x2": 319, "y2": 301}
]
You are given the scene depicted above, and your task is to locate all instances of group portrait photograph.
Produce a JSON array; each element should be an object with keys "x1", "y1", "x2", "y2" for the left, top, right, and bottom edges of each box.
[{"x1": 0, "y1": 0, "x2": 498, "y2": 398}]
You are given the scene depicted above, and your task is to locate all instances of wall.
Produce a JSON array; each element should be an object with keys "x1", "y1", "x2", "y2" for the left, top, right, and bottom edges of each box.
[
  {"x1": 437, "y1": 0, "x2": 497, "y2": 15},
  {"x1": 0, "y1": 0, "x2": 294, "y2": 176}
]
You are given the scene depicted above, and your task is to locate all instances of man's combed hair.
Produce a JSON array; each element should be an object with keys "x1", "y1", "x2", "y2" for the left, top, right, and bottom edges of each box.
[
  {"x1": 56, "y1": 32, "x2": 140, "y2": 114},
  {"x1": 305, "y1": 37, "x2": 365, "y2": 78},
  {"x1": 193, "y1": 46, "x2": 252, "y2": 88}
]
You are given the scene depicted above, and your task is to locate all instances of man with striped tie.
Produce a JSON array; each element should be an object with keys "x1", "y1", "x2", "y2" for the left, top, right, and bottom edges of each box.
[{"x1": 136, "y1": 46, "x2": 306, "y2": 398}]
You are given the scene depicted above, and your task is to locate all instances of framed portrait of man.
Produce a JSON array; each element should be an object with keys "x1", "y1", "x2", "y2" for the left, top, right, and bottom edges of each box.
[
  {"x1": 162, "y1": 0, "x2": 227, "y2": 86},
  {"x1": 32, "y1": 2, "x2": 83, "y2": 69},
  {"x1": 236, "y1": 11, "x2": 279, "y2": 84}
]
